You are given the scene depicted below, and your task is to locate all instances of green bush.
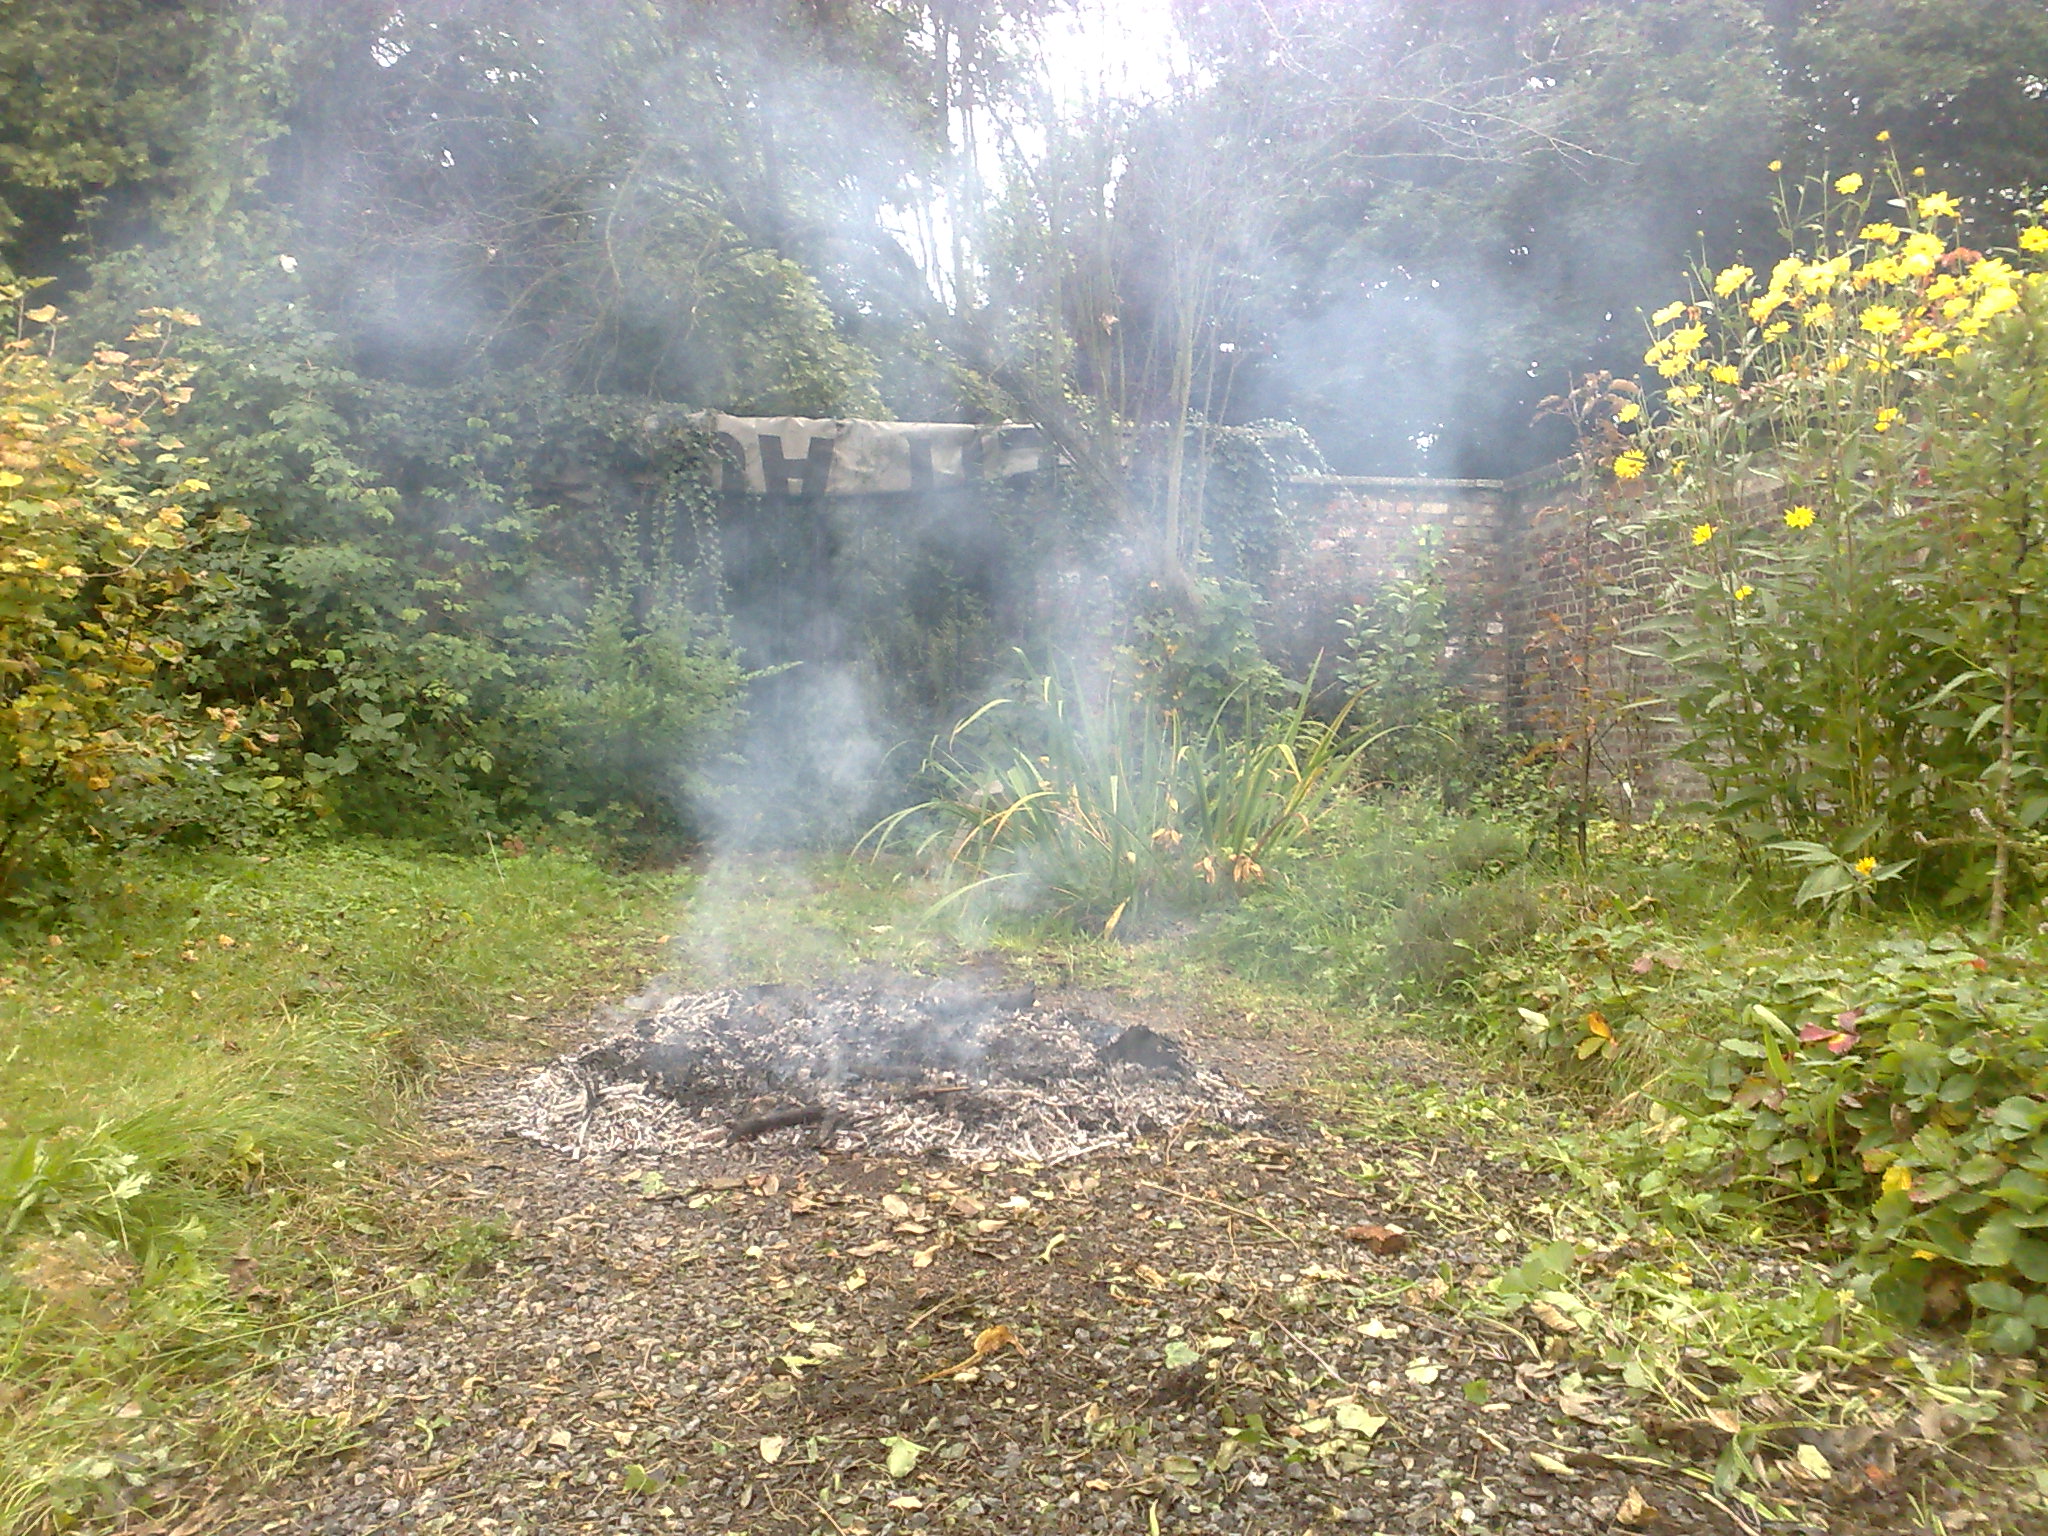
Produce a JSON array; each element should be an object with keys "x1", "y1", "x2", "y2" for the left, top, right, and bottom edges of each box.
[
  {"x1": 1381, "y1": 876, "x2": 1544, "y2": 997},
  {"x1": 1619, "y1": 937, "x2": 2048, "y2": 1350},
  {"x1": 870, "y1": 659, "x2": 1363, "y2": 931},
  {"x1": 1338, "y1": 554, "x2": 1519, "y2": 807},
  {"x1": 1640, "y1": 166, "x2": 2048, "y2": 926}
]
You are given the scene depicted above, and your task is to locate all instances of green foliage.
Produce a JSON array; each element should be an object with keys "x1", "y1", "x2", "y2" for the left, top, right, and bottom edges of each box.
[
  {"x1": 1336, "y1": 553, "x2": 1518, "y2": 805},
  {"x1": 1381, "y1": 878, "x2": 1545, "y2": 999},
  {"x1": 869, "y1": 660, "x2": 1363, "y2": 931},
  {"x1": 0, "y1": 294, "x2": 304, "y2": 909},
  {"x1": 1641, "y1": 166, "x2": 2048, "y2": 922},
  {"x1": 1123, "y1": 577, "x2": 1283, "y2": 726},
  {"x1": 1199, "y1": 797, "x2": 1534, "y2": 1002},
  {"x1": 1611, "y1": 937, "x2": 2048, "y2": 1351}
]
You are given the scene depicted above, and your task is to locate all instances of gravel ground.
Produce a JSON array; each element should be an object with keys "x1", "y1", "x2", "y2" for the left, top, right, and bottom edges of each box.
[{"x1": 177, "y1": 979, "x2": 2038, "y2": 1536}]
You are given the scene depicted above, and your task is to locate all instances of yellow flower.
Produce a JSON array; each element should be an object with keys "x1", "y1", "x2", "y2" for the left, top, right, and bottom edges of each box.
[
  {"x1": 1859, "y1": 222, "x2": 1901, "y2": 245},
  {"x1": 1854, "y1": 855, "x2": 1878, "y2": 877},
  {"x1": 1800, "y1": 256, "x2": 1851, "y2": 293},
  {"x1": 1911, "y1": 166, "x2": 1926, "y2": 178},
  {"x1": 1861, "y1": 305, "x2": 1904, "y2": 335},
  {"x1": 1975, "y1": 285, "x2": 2019, "y2": 321},
  {"x1": 1901, "y1": 329, "x2": 1948, "y2": 356},
  {"x1": 1615, "y1": 401, "x2": 1641, "y2": 423},
  {"x1": 1671, "y1": 323, "x2": 1706, "y2": 354},
  {"x1": 1768, "y1": 159, "x2": 1783, "y2": 173},
  {"x1": 1875, "y1": 406, "x2": 1900, "y2": 432},
  {"x1": 1764, "y1": 321, "x2": 1790, "y2": 340},
  {"x1": 1749, "y1": 292, "x2": 1786, "y2": 324},
  {"x1": 1612, "y1": 449, "x2": 1648, "y2": 481},
  {"x1": 1710, "y1": 363, "x2": 1740, "y2": 385},
  {"x1": 1882, "y1": 1165, "x2": 1913, "y2": 1195},
  {"x1": 1691, "y1": 522, "x2": 1716, "y2": 546},
  {"x1": 1857, "y1": 255, "x2": 1904, "y2": 286},
  {"x1": 1651, "y1": 300, "x2": 1687, "y2": 326},
  {"x1": 1734, "y1": 584, "x2": 1754, "y2": 601},
  {"x1": 1785, "y1": 505, "x2": 1816, "y2": 529},
  {"x1": 1834, "y1": 172, "x2": 1865, "y2": 195},
  {"x1": 1918, "y1": 192, "x2": 1961, "y2": 220},
  {"x1": 2020, "y1": 227, "x2": 2048, "y2": 253},
  {"x1": 1713, "y1": 264, "x2": 1754, "y2": 297},
  {"x1": 1970, "y1": 257, "x2": 2018, "y2": 288},
  {"x1": 1803, "y1": 302, "x2": 1836, "y2": 327},
  {"x1": 1876, "y1": 130, "x2": 1891, "y2": 143},
  {"x1": 1669, "y1": 383, "x2": 1702, "y2": 402}
]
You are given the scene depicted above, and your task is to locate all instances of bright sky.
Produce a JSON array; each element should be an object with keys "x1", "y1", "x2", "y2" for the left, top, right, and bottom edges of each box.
[{"x1": 1035, "y1": 0, "x2": 1189, "y2": 110}]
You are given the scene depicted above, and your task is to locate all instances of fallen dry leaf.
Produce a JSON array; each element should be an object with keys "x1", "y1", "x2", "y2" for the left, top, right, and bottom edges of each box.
[
  {"x1": 1615, "y1": 1485, "x2": 1656, "y2": 1526},
  {"x1": 916, "y1": 1323, "x2": 1021, "y2": 1384},
  {"x1": 1343, "y1": 1223, "x2": 1412, "y2": 1255}
]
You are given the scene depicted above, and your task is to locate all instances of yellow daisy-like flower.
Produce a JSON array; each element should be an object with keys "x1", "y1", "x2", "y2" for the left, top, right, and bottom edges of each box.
[
  {"x1": 2020, "y1": 227, "x2": 2048, "y2": 253},
  {"x1": 1918, "y1": 192, "x2": 1961, "y2": 219},
  {"x1": 1734, "y1": 584, "x2": 1754, "y2": 601},
  {"x1": 1854, "y1": 855, "x2": 1878, "y2": 877},
  {"x1": 1768, "y1": 159, "x2": 1784, "y2": 173},
  {"x1": 1668, "y1": 383, "x2": 1702, "y2": 402},
  {"x1": 1785, "y1": 505, "x2": 1816, "y2": 529},
  {"x1": 1711, "y1": 363, "x2": 1740, "y2": 385},
  {"x1": 1901, "y1": 329, "x2": 1948, "y2": 356},
  {"x1": 1671, "y1": 323, "x2": 1707, "y2": 354},
  {"x1": 1875, "y1": 406, "x2": 1900, "y2": 432},
  {"x1": 1903, "y1": 231, "x2": 1944, "y2": 265},
  {"x1": 1912, "y1": 166, "x2": 1927, "y2": 178},
  {"x1": 1612, "y1": 449, "x2": 1648, "y2": 481},
  {"x1": 1749, "y1": 292, "x2": 1786, "y2": 324},
  {"x1": 1976, "y1": 285, "x2": 2019, "y2": 321},
  {"x1": 1876, "y1": 130, "x2": 1891, "y2": 143},
  {"x1": 1615, "y1": 401, "x2": 1641, "y2": 423},
  {"x1": 1803, "y1": 302, "x2": 1836, "y2": 327},
  {"x1": 1651, "y1": 300, "x2": 1687, "y2": 326},
  {"x1": 1764, "y1": 321, "x2": 1790, "y2": 340},
  {"x1": 1834, "y1": 172, "x2": 1865, "y2": 195},
  {"x1": 1859, "y1": 222, "x2": 1901, "y2": 245},
  {"x1": 1691, "y1": 522, "x2": 1716, "y2": 546},
  {"x1": 1970, "y1": 257, "x2": 2018, "y2": 288},
  {"x1": 1861, "y1": 305, "x2": 1904, "y2": 335},
  {"x1": 1713, "y1": 264, "x2": 1754, "y2": 297}
]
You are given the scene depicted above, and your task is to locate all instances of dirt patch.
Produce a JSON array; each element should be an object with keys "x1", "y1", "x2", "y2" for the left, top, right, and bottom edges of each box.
[{"x1": 186, "y1": 977, "x2": 2026, "y2": 1536}]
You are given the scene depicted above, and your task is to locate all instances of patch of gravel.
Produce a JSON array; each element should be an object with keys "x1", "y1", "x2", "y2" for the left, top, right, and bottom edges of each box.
[{"x1": 178, "y1": 977, "x2": 2022, "y2": 1536}]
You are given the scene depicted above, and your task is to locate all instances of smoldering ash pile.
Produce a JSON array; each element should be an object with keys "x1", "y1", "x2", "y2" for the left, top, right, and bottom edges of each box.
[{"x1": 504, "y1": 971, "x2": 1261, "y2": 1165}]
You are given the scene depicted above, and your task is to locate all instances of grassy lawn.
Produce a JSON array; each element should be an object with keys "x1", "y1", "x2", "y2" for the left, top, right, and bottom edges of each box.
[{"x1": 0, "y1": 839, "x2": 687, "y2": 1532}]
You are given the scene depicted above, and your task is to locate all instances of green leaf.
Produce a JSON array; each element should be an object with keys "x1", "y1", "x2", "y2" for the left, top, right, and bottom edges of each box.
[
  {"x1": 1967, "y1": 1280, "x2": 2026, "y2": 1314},
  {"x1": 882, "y1": 1436, "x2": 925, "y2": 1479}
]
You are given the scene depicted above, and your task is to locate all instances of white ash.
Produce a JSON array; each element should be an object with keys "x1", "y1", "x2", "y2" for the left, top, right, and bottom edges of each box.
[{"x1": 500, "y1": 974, "x2": 1263, "y2": 1165}]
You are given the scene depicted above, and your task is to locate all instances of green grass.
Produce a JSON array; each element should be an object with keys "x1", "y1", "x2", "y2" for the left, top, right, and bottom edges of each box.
[{"x1": 0, "y1": 838, "x2": 686, "y2": 1533}]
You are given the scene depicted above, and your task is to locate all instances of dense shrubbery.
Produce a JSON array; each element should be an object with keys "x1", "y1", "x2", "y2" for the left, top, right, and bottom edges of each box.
[
  {"x1": 1640, "y1": 166, "x2": 2048, "y2": 929},
  {"x1": 0, "y1": 293, "x2": 302, "y2": 908},
  {"x1": 0, "y1": 286, "x2": 752, "y2": 906}
]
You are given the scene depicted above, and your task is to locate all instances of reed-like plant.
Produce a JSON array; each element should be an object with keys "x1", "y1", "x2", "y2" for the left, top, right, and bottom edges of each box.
[{"x1": 866, "y1": 660, "x2": 1365, "y2": 932}]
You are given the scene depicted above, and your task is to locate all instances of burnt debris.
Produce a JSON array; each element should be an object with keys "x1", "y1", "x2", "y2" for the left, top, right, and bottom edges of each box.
[{"x1": 505, "y1": 970, "x2": 1260, "y2": 1165}]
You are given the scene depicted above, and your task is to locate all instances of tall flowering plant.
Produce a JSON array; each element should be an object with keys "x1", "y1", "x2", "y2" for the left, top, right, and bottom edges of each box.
[{"x1": 1637, "y1": 163, "x2": 2048, "y2": 930}]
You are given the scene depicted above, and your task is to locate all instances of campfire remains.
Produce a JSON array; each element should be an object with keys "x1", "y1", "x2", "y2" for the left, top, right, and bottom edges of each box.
[{"x1": 504, "y1": 970, "x2": 1261, "y2": 1165}]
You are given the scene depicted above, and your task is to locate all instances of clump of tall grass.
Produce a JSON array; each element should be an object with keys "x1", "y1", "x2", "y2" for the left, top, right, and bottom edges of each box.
[{"x1": 866, "y1": 661, "x2": 1366, "y2": 932}]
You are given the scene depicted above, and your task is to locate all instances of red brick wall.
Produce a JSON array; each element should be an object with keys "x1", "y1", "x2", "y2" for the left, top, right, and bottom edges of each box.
[{"x1": 1271, "y1": 467, "x2": 1691, "y2": 805}]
